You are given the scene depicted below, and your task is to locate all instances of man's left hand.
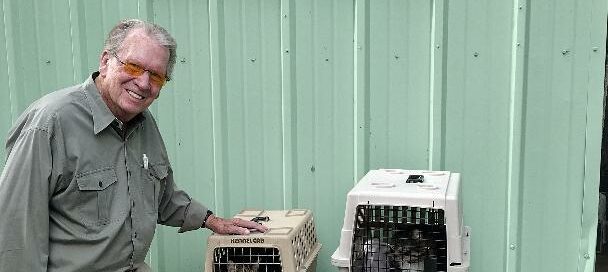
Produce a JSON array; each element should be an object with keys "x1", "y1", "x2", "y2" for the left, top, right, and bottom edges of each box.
[{"x1": 204, "y1": 214, "x2": 269, "y2": 235}]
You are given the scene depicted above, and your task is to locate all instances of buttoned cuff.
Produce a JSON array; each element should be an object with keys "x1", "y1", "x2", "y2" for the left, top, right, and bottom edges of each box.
[{"x1": 177, "y1": 199, "x2": 207, "y2": 233}]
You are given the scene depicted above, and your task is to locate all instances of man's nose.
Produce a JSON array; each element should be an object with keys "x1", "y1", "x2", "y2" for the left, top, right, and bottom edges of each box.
[{"x1": 133, "y1": 71, "x2": 152, "y2": 89}]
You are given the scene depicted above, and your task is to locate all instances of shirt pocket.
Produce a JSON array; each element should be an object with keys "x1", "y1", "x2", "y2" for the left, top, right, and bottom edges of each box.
[
  {"x1": 76, "y1": 168, "x2": 119, "y2": 226},
  {"x1": 142, "y1": 163, "x2": 168, "y2": 215}
]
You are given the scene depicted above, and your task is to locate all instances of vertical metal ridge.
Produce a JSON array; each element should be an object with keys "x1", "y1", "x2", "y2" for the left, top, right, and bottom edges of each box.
[
  {"x1": 328, "y1": 0, "x2": 337, "y2": 199},
  {"x1": 67, "y1": 0, "x2": 79, "y2": 83},
  {"x1": 75, "y1": 1, "x2": 90, "y2": 83},
  {"x1": 0, "y1": 0, "x2": 14, "y2": 171},
  {"x1": 32, "y1": 0, "x2": 44, "y2": 99},
  {"x1": 353, "y1": 0, "x2": 362, "y2": 182},
  {"x1": 577, "y1": 0, "x2": 606, "y2": 270},
  {"x1": 100, "y1": 1, "x2": 106, "y2": 35},
  {"x1": 311, "y1": 0, "x2": 318, "y2": 194},
  {"x1": 428, "y1": 0, "x2": 437, "y2": 170},
  {"x1": 332, "y1": 0, "x2": 341, "y2": 192},
  {"x1": 238, "y1": 0, "x2": 249, "y2": 199},
  {"x1": 382, "y1": 0, "x2": 390, "y2": 165},
  {"x1": 429, "y1": 0, "x2": 446, "y2": 170},
  {"x1": 354, "y1": 0, "x2": 370, "y2": 180},
  {"x1": 505, "y1": 0, "x2": 529, "y2": 271},
  {"x1": 280, "y1": 0, "x2": 295, "y2": 209},
  {"x1": 1, "y1": 0, "x2": 15, "y2": 124},
  {"x1": 438, "y1": 0, "x2": 449, "y2": 172},
  {"x1": 168, "y1": 0, "x2": 180, "y2": 169},
  {"x1": 209, "y1": 0, "x2": 227, "y2": 215},
  {"x1": 257, "y1": 0, "x2": 266, "y2": 201}
]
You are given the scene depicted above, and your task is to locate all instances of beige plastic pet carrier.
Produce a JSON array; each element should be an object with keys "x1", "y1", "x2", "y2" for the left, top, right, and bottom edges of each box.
[{"x1": 205, "y1": 209, "x2": 321, "y2": 272}]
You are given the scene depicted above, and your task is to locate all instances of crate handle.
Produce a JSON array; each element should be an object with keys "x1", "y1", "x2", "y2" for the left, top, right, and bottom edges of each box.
[{"x1": 251, "y1": 216, "x2": 270, "y2": 223}]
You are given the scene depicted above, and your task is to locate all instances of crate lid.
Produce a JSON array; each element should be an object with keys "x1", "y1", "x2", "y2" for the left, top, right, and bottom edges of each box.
[
  {"x1": 348, "y1": 169, "x2": 456, "y2": 208},
  {"x1": 232, "y1": 209, "x2": 310, "y2": 235}
]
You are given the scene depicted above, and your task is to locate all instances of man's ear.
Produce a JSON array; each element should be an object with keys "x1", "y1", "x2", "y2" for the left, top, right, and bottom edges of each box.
[{"x1": 98, "y1": 51, "x2": 111, "y2": 76}]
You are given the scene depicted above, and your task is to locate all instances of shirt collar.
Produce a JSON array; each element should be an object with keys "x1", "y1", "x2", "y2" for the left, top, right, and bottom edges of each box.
[{"x1": 85, "y1": 72, "x2": 146, "y2": 135}]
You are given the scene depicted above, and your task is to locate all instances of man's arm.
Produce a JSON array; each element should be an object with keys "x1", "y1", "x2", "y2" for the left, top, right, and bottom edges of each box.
[
  {"x1": 155, "y1": 166, "x2": 208, "y2": 232},
  {"x1": 155, "y1": 167, "x2": 267, "y2": 234},
  {"x1": 0, "y1": 127, "x2": 53, "y2": 272}
]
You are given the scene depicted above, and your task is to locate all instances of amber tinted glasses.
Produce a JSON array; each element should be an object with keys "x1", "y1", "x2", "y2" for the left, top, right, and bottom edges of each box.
[{"x1": 112, "y1": 51, "x2": 168, "y2": 87}]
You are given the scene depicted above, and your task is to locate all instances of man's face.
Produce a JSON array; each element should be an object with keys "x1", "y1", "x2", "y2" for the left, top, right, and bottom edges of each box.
[{"x1": 97, "y1": 28, "x2": 169, "y2": 122}]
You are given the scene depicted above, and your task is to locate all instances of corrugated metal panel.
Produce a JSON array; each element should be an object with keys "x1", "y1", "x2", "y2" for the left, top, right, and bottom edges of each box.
[
  {"x1": 520, "y1": 0, "x2": 602, "y2": 271},
  {"x1": 367, "y1": 0, "x2": 433, "y2": 169},
  {"x1": 0, "y1": 0, "x2": 606, "y2": 272},
  {"x1": 290, "y1": 1, "x2": 356, "y2": 270},
  {"x1": 0, "y1": 0, "x2": 11, "y2": 139},
  {"x1": 443, "y1": 0, "x2": 515, "y2": 271}
]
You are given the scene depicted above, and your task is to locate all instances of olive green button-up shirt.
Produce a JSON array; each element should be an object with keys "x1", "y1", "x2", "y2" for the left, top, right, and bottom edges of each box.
[{"x1": 0, "y1": 73, "x2": 208, "y2": 272}]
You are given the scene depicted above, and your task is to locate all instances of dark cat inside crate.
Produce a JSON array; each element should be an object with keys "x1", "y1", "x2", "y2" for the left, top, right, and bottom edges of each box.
[
  {"x1": 226, "y1": 260, "x2": 259, "y2": 272},
  {"x1": 360, "y1": 227, "x2": 437, "y2": 272}
]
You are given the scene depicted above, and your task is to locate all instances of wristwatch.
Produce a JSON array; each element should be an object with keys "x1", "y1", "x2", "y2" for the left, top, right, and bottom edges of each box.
[{"x1": 202, "y1": 210, "x2": 214, "y2": 228}]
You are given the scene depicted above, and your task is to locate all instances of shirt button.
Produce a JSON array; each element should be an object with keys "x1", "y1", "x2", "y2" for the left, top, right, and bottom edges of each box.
[{"x1": 98, "y1": 181, "x2": 103, "y2": 187}]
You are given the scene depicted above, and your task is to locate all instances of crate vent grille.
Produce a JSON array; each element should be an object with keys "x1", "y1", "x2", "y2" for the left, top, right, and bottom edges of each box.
[
  {"x1": 213, "y1": 247, "x2": 282, "y2": 272},
  {"x1": 350, "y1": 205, "x2": 448, "y2": 272},
  {"x1": 291, "y1": 217, "x2": 318, "y2": 270}
]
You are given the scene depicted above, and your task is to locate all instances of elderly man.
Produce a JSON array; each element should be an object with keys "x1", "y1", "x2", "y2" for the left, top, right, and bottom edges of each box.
[{"x1": 0, "y1": 19, "x2": 266, "y2": 272}]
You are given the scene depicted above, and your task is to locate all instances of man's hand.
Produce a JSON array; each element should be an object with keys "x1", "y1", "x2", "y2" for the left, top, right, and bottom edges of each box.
[{"x1": 205, "y1": 214, "x2": 269, "y2": 235}]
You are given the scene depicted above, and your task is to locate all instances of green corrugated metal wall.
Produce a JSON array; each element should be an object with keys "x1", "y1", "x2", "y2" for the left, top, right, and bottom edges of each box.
[{"x1": 0, "y1": 0, "x2": 606, "y2": 271}]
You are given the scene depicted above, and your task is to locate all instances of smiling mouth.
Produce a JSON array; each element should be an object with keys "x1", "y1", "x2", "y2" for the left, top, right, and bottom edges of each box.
[{"x1": 127, "y1": 90, "x2": 145, "y2": 100}]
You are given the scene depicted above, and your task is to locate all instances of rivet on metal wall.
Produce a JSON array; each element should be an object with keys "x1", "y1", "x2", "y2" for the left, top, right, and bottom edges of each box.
[
  {"x1": 250, "y1": 58, "x2": 256, "y2": 63},
  {"x1": 584, "y1": 253, "x2": 590, "y2": 259},
  {"x1": 519, "y1": 5, "x2": 523, "y2": 10},
  {"x1": 45, "y1": 60, "x2": 51, "y2": 64},
  {"x1": 473, "y1": 52, "x2": 479, "y2": 57},
  {"x1": 310, "y1": 166, "x2": 315, "y2": 172},
  {"x1": 325, "y1": 58, "x2": 329, "y2": 62},
  {"x1": 283, "y1": 14, "x2": 287, "y2": 18},
  {"x1": 394, "y1": 55, "x2": 399, "y2": 60},
  {"x1": 509, "y1": 244, "x2": 516, "y2": 250},
  {"x1": 593, "y1": 47, "x2": 599, "y2": 52},
  {"x1": 561, "y1": 49, "x2": 570, "y2": 55},
  {"x1": 284, "y1": 49, "x2": 289, "y2": 54},
  {"x1": 180, "y1": 58, "x2": 186, "y2": 63},
  {"x1": 435, "y1": 44, "x2": 440, "y2": 49},
  {"x1": 516, "y1": 43, "x2": 521, "y2": 47}
]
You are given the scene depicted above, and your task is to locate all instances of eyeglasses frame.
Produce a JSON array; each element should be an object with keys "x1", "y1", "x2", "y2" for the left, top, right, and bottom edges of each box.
[{"x1": 111, "y1": 51, "x2": 170, "y2": 87}]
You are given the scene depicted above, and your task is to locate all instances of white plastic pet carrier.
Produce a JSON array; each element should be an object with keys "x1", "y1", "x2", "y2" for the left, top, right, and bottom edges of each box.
[
  {"x1": 205, "y1": 209, "x2": 321, "y2": 272},
  {"x1": 331, "y1": 169, "x2": 471, "y2": 272}
]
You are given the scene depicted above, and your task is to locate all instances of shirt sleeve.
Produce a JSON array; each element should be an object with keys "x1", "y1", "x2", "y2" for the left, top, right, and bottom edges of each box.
[
  {"x1": 0, "y1": 127, "x2": 53, "y2": 272},
  {"x1": 156, "y1": 166, "x2": 208, "y2": 233}
]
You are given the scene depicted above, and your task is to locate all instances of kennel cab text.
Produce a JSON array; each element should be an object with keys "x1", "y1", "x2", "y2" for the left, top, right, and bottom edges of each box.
[{"x1": 230, "y1": 238, "x2": 265, "y2": 244}]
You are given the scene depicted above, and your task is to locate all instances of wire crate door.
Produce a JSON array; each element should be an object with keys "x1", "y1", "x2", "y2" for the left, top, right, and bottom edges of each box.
[{"x1": 350, "y1": 205, "x2": 448, "y2": 272}]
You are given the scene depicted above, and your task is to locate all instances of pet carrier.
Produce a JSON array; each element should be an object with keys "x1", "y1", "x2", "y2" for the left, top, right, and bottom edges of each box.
[
  {"x1": 331, "y1": 169, "x2": 471, "y2": 272},
  {"x1": 205, "y1": 209, "x2": 321, "y2": 272}
]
